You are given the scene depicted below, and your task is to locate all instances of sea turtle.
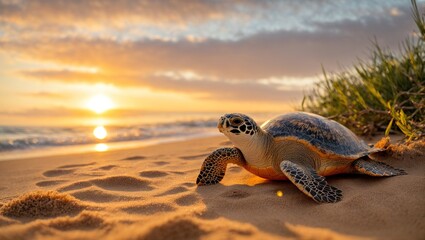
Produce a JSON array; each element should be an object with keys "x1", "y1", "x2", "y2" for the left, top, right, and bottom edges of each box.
[{"x1": 196, "y1": 112, "x2": 406, "y2": 203}]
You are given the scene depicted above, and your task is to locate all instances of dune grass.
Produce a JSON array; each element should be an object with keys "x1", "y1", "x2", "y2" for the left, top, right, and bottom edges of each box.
[{"x1": 302, "y1": 0, "x2": 424, "y2": 141}]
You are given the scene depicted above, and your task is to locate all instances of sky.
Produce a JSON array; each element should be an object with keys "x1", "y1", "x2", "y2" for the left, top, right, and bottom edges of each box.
[{"x1": 0, "y1": 0, "x2": 423, "y2": 126}]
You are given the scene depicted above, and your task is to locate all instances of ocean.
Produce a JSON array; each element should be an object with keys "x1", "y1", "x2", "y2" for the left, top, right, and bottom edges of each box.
[{"x1": 0, "y1": 112, "x2": 277, "y2": 161}]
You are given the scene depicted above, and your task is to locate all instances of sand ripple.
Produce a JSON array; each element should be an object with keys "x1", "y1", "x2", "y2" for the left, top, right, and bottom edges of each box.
[
  {"x1": 95, "y1": 165, "x2": 117, "y2": 171},
  {"x1": 71, "y1": 189, "x2": 139, "y2": 203},
  {"x1": 91, "y1": 176, "x2": 154, "y2": 192},
  {"x1": 58, "y1": 162, "x2": 96, "y2": 169},
  {"x1": 122, "y1": 203, "x2": 175, "y2": 215},
  {"x1": 58, "y1": 181, "x2": 93, "y2": 192},
  {"x1": 139, "y1": 170, "x2": 169, "y2": 178},
  {"x1": 180, "y1": 153, "x2": 209, "y2": 160},
  {"x1": 141, "y1": 218, "x2": 205, "y2": 240},
  {"x1": 57, "y1": 175, "x2": 155, "y2": 195},
  {"x1": 122, "y1": 156, "x2": 146, "y2": 160},
  {"x1": 43, "y1": 169, "x2": 74, "y2": 177},
  {"x1": 175, "y1": 194, "x2": 200, "y2": 206},
  {"x1": 36, "y1": 180, "x2": 68, "y2": 187},
  {"x1": 48, "y1": 211, "x2": 106, "y2": 230},
  {"x1": 156, "y1": 186, "x2": 188, "y2": 196},
  {"x1": 0, "y1": 215, "x2": 19, "y2": 226}
]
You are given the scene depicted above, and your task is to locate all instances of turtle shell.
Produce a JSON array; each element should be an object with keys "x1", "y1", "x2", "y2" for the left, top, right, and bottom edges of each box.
[{"x1": 261, "y1": 112, "x2": 372, "y2": 157}]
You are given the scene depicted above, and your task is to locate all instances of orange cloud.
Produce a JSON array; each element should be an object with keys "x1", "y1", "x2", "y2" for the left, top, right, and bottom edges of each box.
[
  {"x1": 0, "y1": 0, "x2": 418, "y2": 113},
  {"x1": 3, "y1": 9, "x2": 414, "y2": 104},
  {"x1": 18, "y1": 68, "x2": 302, "y2": 102},
  {"x1": 0, "y1": 107, "x2": 91, "y2": 117},
  {"x1": 20, "y1": 91, "x2": 67, "y2": 99},
  {"x1": 0, "y1": 0, "x2": 414, "y2": 42},
  {"x1": 0, "y1": 0, "x2": 418, "y2": 126},
  {"x1": 19, "y1": 69, "x2": 129, "y2": 85},
  {"x1": 4, "y1": 10, "x2": 414, "y2": 81},
  {"x1": 0, "y1": 0, "x2": 238, "y2": 27}
]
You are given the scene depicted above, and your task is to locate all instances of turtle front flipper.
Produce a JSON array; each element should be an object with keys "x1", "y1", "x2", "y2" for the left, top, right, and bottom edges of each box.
[
  {"x1": 280, "y1": 160, "x2": 342, "y2": 203},
  {"x1": 196, "y1": 147, "x2": 245, "y2": 185},
  {"x1": 353, "y1": 158, "x2": 407, "y2": 176}
]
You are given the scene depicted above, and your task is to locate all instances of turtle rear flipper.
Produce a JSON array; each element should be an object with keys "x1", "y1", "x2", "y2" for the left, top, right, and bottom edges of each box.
[
  {"x1": 280, "y1": 160, "x2": 342, "y2": 203},
  {"x1": 353, "y1": 158, "x2": 407, "y2": 176}
]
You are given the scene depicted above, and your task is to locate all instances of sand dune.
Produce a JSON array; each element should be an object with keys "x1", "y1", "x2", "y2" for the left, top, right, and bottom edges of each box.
[{"x1": 0, "y1": 136, "x2": 424, "y2": 239}]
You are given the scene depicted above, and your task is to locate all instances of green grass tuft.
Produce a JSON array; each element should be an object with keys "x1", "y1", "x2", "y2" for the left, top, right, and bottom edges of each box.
[{"x1": 302, "y1": 0, "x2": 425, "y2": 141}]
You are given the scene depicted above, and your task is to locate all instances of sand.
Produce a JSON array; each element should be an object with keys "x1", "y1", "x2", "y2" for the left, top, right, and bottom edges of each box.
[{"x1": 0, "y1": 136, "x2": 424, "y2": 240}]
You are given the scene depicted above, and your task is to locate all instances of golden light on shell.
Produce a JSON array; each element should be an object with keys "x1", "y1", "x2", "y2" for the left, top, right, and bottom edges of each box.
[
  {"x1": 93, "y1": 126, "x2": 107, "y2": 139},
  {"x1": 86, "y1": 94, "x2": 115, "y2": 114}
]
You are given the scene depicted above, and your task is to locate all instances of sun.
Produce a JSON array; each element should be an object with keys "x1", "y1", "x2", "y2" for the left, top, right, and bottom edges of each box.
[
  {"x1": 93, "y1": 125, "x2": 107, "y2": 139},
  {"x1": 86, "y1": 94, "x2": 115, "y2": 114}
]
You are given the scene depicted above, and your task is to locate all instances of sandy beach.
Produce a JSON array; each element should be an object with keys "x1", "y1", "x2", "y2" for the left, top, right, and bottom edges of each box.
[
  {"x1": 1, "y1": 0, "x2": 423, "y2": 239},
  {"x1": 0, "y1": 136, "x2": 423, "y2": 240}
]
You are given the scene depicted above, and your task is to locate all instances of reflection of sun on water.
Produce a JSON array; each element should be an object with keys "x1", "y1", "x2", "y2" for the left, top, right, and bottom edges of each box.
[
  {"x1": 86, "y1": 94, "x2": 115, "y2": 114},
  {"x1": 95, "y1": 143, "x2": 109, "y2": 152},
  {"x1": 87, "y1": 93, "x2": 113, "y2": 152},
  {"x1": 93, "y1": 126, "x2": 107, "y2": 139},
  {"x1": 93, "y1": 126, "x2": 108, "y2": 152}
]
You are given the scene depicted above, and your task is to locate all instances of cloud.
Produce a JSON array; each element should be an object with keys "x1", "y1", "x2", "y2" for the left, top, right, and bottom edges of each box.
[
  {"x1": 19, "y1": 69, "x2": 121, "y2": 84},
  {"x1": 143, "y1": 75, "x2": 303, "y2": 102},
  {"x1": 20, "y1": 91, "x2": 67, "y2": 99},
  {"x1": 0, "y1": 0, "x2": 264, "y2": 41},
  {"x1": 5, "y1": 8, "x2": 416, "y2": 80},
  {"x1": 0, "y1": 0, "x2": 236, "y2": 26},
  {"x1": 0, "y1": 0, "x2": 413, "y2": 41},
  {"x1": 0, "y1": 107, "x2": 91, "y2": 117},
  {"x1": 0, "y1": 1, "x2": 420, "y2": 108},
  {"x1": 18, "y1": 69, "x2": 302, "y2": 102}
]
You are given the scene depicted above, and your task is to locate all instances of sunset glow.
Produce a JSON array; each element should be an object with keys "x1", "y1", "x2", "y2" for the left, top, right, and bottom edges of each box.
[
  {"x1": 0, "y1": 0, "x2": 418, "y2": 126},
  {"x1": 86, "y1": 95, "x2": 115, "y2": 114}
]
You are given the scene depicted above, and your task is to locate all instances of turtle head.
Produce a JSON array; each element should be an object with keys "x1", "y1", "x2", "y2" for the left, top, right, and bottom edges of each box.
[{"x1": 218, "y1": 113, "x2": 259, "y2": 142}]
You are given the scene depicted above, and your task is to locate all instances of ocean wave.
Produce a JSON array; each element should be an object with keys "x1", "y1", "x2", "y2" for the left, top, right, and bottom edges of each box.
[{"x1": 0, "y1": 119, "x2": 217, "y2": 152}]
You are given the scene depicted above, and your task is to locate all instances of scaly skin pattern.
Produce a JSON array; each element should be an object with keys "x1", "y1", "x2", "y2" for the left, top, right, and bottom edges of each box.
[
  {"x1": 280, "y1": 161, "x2": 342, "y2": 203},
  {"x1": 353, "y1": 158, "x2": 407, "y2": 176},
  {"x1": 196, "y1": 147, "x2": 244, "y2": 185}
]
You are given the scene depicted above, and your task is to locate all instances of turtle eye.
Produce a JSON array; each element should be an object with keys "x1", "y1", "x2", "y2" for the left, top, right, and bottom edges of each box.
[{"x1": 231, "y1": 118, "x2": 243, "y2": 125}]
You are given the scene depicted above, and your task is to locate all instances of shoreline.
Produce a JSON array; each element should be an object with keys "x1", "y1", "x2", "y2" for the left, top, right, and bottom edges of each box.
[{"x1": 0, "y1": 132, "x2": 220, "y2": 162}]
